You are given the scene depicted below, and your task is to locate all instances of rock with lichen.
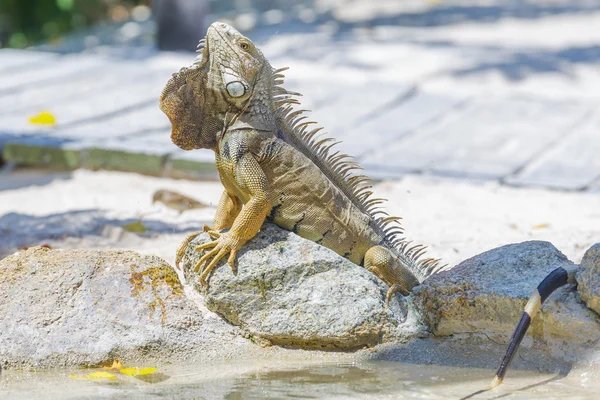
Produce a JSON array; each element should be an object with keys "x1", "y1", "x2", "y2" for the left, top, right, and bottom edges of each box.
[
  {"x1": 413, "y1": 241, "x2": 600, "y2": 356},
  {"x1": 181, "y1": 224, "x2": 421, "y2": 350},
  {"x1": 0, "y1": 247, "x2": 213, "y2": 369}
]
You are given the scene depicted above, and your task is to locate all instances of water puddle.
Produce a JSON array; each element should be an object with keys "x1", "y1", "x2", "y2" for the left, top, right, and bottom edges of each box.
[{"x1": 1, "y1": 359, "x2": 598, "y2": 399}]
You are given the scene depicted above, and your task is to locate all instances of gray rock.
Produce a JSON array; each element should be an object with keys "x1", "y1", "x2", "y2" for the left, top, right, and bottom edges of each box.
[
  {"x1": 0, "y1": 247, "x2": 225, "y2": 369},
  {"x1": 578, "y1": 243, "x2": 600, "y2": 314},
  {"x1": 182, "y1": 224, "x2": 418, "y2": 349},
  {"x1": 413, "y1": 241, "x2": 600, "y2": 352}
]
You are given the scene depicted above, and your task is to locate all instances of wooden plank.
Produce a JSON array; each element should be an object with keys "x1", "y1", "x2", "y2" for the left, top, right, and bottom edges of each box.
[
  {"x1": 0, "y1": 72, "x2": 170, "y2": 136},
  {"x1": 430, "y1": 98, "x2": 589, "y2": 179},
  {"x1": 0, "y1": 51, "x2": 192, "y2": 175},
  {"x1": 0, "y1": 49, "x2": 57, "y2": 72},
  {"x1": 0, "y1": 54, "x2": 109, "y2": 94},
  {"x1": 344, "y1": 90, "x2": 464, "y2": 159},
  {"x1": 88, "y1": 131, "x2": 180, "y2": 156},
  {"x1": 0, "y1": 62, "x2": 167, "y2": 115},
  {"x1": 508, "y1": 109, "x2": 600, "y2": 190},
  {"x1": 362, "y1": 96, "x2": 589, "y2": 179},
  {"x1": 309, "y1": 82, "x2": 413, "y2": 141},
  {"x1": 57, "y1": 103, "x2": 170, "y2": 140}
]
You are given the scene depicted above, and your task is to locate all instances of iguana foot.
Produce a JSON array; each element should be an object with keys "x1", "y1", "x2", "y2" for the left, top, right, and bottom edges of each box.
[
  {"x1": 175, "y1": 225, "x2": 223, "y2": 270},
  {"x1": 385, "y1": 284, "x2": 409, "y2": 307},
  {"x1": 175, "y1": 231, "x2": 202, "y2": 270},
  {"x1": 193, "y1": 232, "x2": 244, "y2": 285}
]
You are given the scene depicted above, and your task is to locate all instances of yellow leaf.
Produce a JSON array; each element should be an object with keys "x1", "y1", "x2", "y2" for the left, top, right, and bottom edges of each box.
[
  {"x1": 121, "y1": 221, "x2": 149, "y2": 233},
  {"x1": 70, "y1": 371, "x2": 116, "y2": 381},
  {"x1": 103, "y1": 360, "x2": 123, "y2": 371},
  {"x1": 119, "y1": 367, "x2": 157, "y2": 376},
  {"x1": 28, "y1": 111, "x2": 57, "y2": 126},
  {"x1": 532, "y1": 223, "x2": 550, "y2": 230}
]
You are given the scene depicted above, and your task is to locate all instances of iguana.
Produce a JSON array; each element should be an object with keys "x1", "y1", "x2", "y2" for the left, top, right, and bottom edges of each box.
[
  {"x1": 159, "y1": 21, "x2": 445, "y2": 304},
  {"x1": 159, "y1": 22, "x2": 575, "y2": 387}
]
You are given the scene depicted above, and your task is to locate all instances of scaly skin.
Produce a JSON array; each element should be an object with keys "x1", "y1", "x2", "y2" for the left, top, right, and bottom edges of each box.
[{"x1": 160, "y1": 22, "x2": 443, "y2": 300}]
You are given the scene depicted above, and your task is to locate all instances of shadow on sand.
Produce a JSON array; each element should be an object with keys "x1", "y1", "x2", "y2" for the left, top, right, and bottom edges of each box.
[{"x1": 0, "y1": 209, "x2": 202, "y2": 259}]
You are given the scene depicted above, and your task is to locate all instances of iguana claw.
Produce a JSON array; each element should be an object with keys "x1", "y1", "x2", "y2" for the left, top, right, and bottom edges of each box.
[
  {"x1": 193, "y1": 231, "x2": 242, "y2": 285},
  {"x1": 202, "y1": 224, "x2": 221, "y2": 239},
  {"x1": 385, "y1": 284, "x2": 409, "y2": 307},
  {"x1": 175, "y1": 231, "x2": 202, "y2": 270}
]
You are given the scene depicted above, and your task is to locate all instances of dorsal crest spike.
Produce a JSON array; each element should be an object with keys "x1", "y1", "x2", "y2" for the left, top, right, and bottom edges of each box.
[
  {"x1": 304, "y1": 127, "x2": 324, "y2": 141},
  {"x1": 296, "y1": 121, "x2": 317, "y2": 131},
  {"x1": 290, "y1": 115, "x2": 309, "y2": 128},
  {"x1": 380, "y1": 216, "x2": 402, "y2": 227},
  {"x1": 287, "y1": 109, "x2": 309, "y2": 120},
  {"x1": 274, "y1": 98, "x2": 301, "y2": 106}
]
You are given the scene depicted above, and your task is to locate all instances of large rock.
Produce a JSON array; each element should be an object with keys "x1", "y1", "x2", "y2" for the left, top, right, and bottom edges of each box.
[
  {"x1": 578, "y1": 243, "x2": 600, "y2": 314},
  {"x1": 413, "y1": 241, "x2": 600, "y2": 352},
  {"x1": 0, "y1": 247, "x2": 222, "y2": 369},
  {"x1": 182, "y1": 224, "x2": 417, "y2": 349}
]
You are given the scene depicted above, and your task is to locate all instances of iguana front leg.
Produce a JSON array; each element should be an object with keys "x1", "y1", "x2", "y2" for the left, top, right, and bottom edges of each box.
[
  {"x1": 204, "y1": 189, "x2": 242, "y2": 236},
  {"x1": 194, "y1": 154, "x2": 271, "y2": 285},
  {"x1": 175, "y1": 190, "x2": 242, "y2": 269}
]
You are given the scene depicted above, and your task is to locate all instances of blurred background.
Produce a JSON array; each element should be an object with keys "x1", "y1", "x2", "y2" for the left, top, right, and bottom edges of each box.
[
  {"x1": 0, "y1": 0, "x2": 599, "y2": 267},
  {"x1": 0, "y1": 0, "x2": 146, "y2": 49}
]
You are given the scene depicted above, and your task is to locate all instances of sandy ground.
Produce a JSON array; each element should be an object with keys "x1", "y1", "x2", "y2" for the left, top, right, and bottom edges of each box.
[
  {"x1": 0, "y1": 168, "x2": 598, "y2": 268},
  {"x1": 1, "y1": 169, "x2": 600, "y2": 398}
]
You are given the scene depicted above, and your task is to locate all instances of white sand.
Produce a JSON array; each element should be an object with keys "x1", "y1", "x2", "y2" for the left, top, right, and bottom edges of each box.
[{"x1": 0, "y1": 169, "x2": 598, "y2": 267}]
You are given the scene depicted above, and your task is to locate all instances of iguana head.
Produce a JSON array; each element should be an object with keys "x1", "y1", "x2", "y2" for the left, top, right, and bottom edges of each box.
[
  {"x1": 160, "y1": 22, "x2": 273, "y2": 150},
  {"x1": 204, "y1": 22, "x2": 267, "y2": 109}
]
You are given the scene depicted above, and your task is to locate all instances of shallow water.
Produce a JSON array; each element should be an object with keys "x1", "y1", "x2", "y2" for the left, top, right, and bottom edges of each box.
[{"x1": 1, "y1": 359, "x2": 598, "y2": 400}]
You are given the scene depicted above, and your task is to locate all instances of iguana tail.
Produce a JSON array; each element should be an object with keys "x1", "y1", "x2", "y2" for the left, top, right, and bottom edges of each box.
[{"x1": 491, "y1": 265, "x2": 578, "y2": 387}]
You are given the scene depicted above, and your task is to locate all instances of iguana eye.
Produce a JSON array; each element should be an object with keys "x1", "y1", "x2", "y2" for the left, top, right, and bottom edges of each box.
[
  {"x1": 226, "y1": 81, "x2": 246, "y2": 97},
  {"x1": 240, "y1": 42, "x2": 250, "y2": 51}
]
